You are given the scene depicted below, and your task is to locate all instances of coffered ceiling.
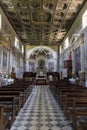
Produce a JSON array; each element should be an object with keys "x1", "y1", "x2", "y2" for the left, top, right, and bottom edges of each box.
[{"x1": 0, "y1": 0, "x2": 86, "y2": 46}]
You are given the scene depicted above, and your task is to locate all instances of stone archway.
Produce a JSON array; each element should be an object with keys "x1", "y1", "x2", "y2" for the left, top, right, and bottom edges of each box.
[{"x1": 25, "y1": 46, "x2": 57, "y2": 72}]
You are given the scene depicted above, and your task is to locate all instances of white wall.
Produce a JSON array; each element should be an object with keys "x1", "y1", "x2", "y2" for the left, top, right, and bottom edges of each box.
[
  {"x1": 0, "y1": 7, "x2": 24, "y2": 79},
  {"x1": 59, "y1": 2, "x2": 87, "y2": 83}
]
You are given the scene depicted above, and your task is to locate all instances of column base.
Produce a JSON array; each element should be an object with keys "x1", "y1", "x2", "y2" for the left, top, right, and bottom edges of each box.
[{"x1": 78, "y1": 71, "x2": 85, "y2": 87}]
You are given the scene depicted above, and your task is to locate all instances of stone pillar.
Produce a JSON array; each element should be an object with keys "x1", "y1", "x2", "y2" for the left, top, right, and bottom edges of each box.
[
  {"x1": 84, "y1": 31, "x2": 87, "y2": 87},
  {"x1": 79, "y1": 35, "x2": 85, "y2": 86},
  {"x1": 72, "y1": 48, "x2": 75, "y2": 77},
  {"x1": 79, "y1": 36, "x2": 85, "y2": 87},
  {"x1": 80, "y1": 43, "x2": 84, "y2": 72},
  {"x1": 57, "y1": 45, "x2": 59, "y2": 72},
  {"x1": 24, "y1": 45, "x2": 26, "y2": 72}
]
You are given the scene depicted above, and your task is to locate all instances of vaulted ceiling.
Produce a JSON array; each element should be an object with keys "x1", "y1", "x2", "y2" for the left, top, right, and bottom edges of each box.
[{"x1": 0, "y1": 0, "x2": 86, "y2": 46}]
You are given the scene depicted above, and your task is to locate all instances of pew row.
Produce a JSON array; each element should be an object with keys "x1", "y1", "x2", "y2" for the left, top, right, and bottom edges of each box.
[
  {"x1": 49, "y1": 79, "x2": 87, "y2": 130},
  {"x1": 0, "y1": 80, "x2": 34, "y2": 129}
]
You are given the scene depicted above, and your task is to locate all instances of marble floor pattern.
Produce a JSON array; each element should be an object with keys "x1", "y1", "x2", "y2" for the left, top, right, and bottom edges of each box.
[{"x1": 10, "y1": 85, "x2": 74, "y2": 130}]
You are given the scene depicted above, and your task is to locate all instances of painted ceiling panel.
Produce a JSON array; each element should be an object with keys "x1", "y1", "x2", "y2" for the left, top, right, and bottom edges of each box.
[{"x1": 0, "y1": 0, "x2": 86, "y2": 46}]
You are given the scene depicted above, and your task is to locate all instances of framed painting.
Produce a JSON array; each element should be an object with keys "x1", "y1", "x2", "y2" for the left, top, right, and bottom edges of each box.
[
  {"x1": 3, "y1": 52, "x2": 7, "y2": 67},
  {"x1": 48, "y1": 62, "x2": 54, "y2": 72},
  {"x1": 29, "y1": 62, "x2": 35, "y2": 72},
  {"x1": 75, "y1": 47, "x2": 81, "y2": 72}
]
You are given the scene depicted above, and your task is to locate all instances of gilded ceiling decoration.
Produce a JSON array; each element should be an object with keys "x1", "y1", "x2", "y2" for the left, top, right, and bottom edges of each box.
[{"x1": 0, "y1": 0, "x2": 86, "y2": 46}]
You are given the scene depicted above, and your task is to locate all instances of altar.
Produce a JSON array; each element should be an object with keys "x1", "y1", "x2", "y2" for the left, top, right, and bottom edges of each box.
[
  {"x1": 35, "y1": 71, "x2": 47, "y2": 84},
  {"x1": 35, "y1": 77, "x2": 47, "y2": 85}
]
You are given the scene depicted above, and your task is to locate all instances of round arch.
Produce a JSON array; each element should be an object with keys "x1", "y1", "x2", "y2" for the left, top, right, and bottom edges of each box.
[
  {"x1": 25, "y1": 46, "x2": 57, "y2": 72},
  {"x1": 26, "y1": 45, "x2": 56, "y2": 59}
]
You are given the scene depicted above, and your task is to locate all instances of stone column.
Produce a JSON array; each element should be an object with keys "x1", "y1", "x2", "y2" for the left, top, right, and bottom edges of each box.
[
  {"x1": 72, "y1": 48, "x2": 75, "y2": 77},
  {"x1": 79, "y1": 36, "x2": 85, "y2": 86},
  {"x1": 80, "y1": 43, "x2": 84, "y2": 72},
  {"x1": 24, "y1": 45, "x2": 26, "y2": 72},
  {"x1": 57, "y1": 45, "x2": 59, "y2": 72},
  {"x1": 84, "y1": 30, "x2": 87, "y2": 87}
]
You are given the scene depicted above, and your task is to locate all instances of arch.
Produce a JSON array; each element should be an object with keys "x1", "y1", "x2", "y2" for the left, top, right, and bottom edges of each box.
[
  {"x1": 25, "y1": 46, "x2": 58, "y2": 72},
  {"x1": 26, "y1": 45, "x2": 57, "y2": 59}
]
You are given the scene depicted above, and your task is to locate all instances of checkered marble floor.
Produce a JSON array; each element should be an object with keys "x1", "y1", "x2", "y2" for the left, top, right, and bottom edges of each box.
[{"x1": 10, "y1": 85, "x2": 74, "y2": 130}]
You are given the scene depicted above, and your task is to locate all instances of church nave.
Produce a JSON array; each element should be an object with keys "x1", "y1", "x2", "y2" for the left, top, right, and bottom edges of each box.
[{"x1": 10, "y1": 85, "x2": 73, "y2": 130}]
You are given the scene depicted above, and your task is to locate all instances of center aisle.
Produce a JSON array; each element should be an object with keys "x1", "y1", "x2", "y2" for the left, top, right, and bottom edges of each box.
[{"x1": 10, "y1": 85, "x2": 73, "y2": 130}]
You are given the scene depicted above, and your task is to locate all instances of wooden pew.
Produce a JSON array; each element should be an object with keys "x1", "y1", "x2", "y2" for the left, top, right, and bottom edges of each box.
[
  {"x1": 58, "y1": 88, "x2": 87, "y2": 105},
  {"x1": 7, "y1": 82, "x2": 32, "y2": 98},
  {"x1": 62, "y1": 94, "x2": 87, "y2": 129},
  {"x1": 0, "y1": 91, "x2": 22, "y2": 112},
  {"x1": 0, "y1": 80, "x2": 33, "y2": 129},
  {"x1": 0, "y1": 81, "x2": 33, "y2": 109},
  {"x1": 0, "y1": 96, "x2": 15, "y2": 129},
  {"x1": 79, "y1": 121, "x2": 87, "y2": 130},
  {"x1": 49, "y1": 80, "x2": 75, "y2": 98},
  {"x1": 69, "y1": 98, "x2": 87, "y2": 130},
  {"x1": 0, "y1": 87, "x2": 28, "y2": 104},
  {"x1": 0, "y1": 105, "x2": 4, "y2": 130},
  {"x1": 49, "y1": 79, "x2": 87, "y2": 130}
]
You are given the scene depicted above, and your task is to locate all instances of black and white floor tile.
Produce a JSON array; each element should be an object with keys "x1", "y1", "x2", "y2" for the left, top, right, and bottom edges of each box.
[{"x1": 10, "y1": 85, "x2": 74, "y2": 130}]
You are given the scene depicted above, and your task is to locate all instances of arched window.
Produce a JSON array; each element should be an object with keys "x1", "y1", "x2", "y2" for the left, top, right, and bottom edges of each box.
[
  {"x1": 64, "y1": 37, "x2": 69, "y2": 50},
  {"x1": 22, "y1": 45, "x2": 24, "y2": 53},
  {"x1": 60, "y1": 45, "x2": 62, "y2": 54},
  {"x1": 82, "y1": 10, "x2": 87, "y2": 29},
  {"x1": 0, "y1": 14, "x2": 2, "y2": 29},
  {"x1": 15, "y1": 37, "x2": 19, "y2": 49}
]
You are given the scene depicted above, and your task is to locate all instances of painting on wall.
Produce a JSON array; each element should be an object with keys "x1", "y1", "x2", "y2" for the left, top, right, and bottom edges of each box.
[
  {"x1": 75, "y1": 47, "x2": 81, "y2": 72},
  {"x1": 48, "y1": 62, "x2": 54, "y2": 72},
  {"x1": 29, "y1": 62, "x2": 35, "y2": 72},
  {"x1": 3, "y1": 52, "x2": 7, "y2": 67},
  {"x1": 84, "y1": 32, "x2": 87, "y2": 70}
]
